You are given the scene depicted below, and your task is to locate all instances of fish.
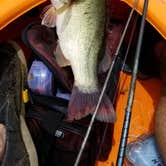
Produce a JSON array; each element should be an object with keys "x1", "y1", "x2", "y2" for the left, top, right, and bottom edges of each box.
[
  {"x1": 41, "y1": 0, "x2": 116, "y2": 123},
  {"x1": 154, "y1": 40, "x2": 166, "y2": 164},
  {"x1": 99, "y1": 23, "x2": 123, "y2": 73}
]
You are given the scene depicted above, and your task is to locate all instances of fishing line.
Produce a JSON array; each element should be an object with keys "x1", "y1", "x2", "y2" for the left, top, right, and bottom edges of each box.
[
  {"x1": 112, "y1": 13, "x2": 139, "y2": 105},
  {"x1": 116, "y1": 0, "x2": 149, "y2": 165},
  {"x1": 96, "y1": 12, "x2": 139, "y2": 160},
  {"x1": 74, "y1": 0, "x2": 139, "y2": 165}
]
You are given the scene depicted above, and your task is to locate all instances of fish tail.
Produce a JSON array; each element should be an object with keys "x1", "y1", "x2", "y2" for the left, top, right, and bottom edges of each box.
[
  {"x1": 67, "y1": 86, "x2": 116, "y2": 123},
  {"x1": 95, "y1": 94, "x2": 116, "y2": 123}
]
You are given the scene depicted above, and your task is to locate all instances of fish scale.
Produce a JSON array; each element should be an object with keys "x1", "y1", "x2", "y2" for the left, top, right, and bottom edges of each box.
[
  {"x1": 56, "y1": 0, "x2": 105, "y2": 92},
  {"x1": 42, "y1": 0, "x2": 116, "y2": 122}
]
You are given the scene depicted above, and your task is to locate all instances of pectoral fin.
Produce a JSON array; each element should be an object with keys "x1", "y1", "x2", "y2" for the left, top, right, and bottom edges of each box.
[
  {"x1": 41, "y1": 2, "x2": 72, "y2": 31},
  {"x1": 99, "y1": 53, "x2": 112, "y2": 73},
  {"x1": 99, "y1": 24, "x2": 123, "y2": 73},
  {"x1": 54, "y1": 43, "x2": 71, "y2": 67},
  {"x1": 41, "y1": 5, "x2": 57, "y2": 28}
]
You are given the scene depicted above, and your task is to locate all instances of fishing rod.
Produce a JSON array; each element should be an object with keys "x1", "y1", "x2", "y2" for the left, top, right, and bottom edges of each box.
[
  {"x1": 74, "y1": 0, "x2": 138, "y2": 166},
  {"x1": 96, "y1": 11, "x2": 139, "y2": 159},
  {"x1": 116, "y1": 0, "x2": 149, "y2": 166}
]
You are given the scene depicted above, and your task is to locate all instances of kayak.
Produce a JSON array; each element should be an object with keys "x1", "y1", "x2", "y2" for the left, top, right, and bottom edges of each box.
[
  {"x1": 0, "y1": 0, "x2": 164, "y2": 165},
  {"x1": 0, "y1": 0, "x2": 166, "y2": 39},
  {"x1": 96, "y1": 72, "x2": 161, "y2": 166},
  {"x1": 122, "y1": 0, "x2": 166, "y2": 39},
  {"x1": 0, "y1": 0, "x2": 166, "y2": 38},
  {"x1": 0, "y1": 0, "x2": 46, "y2": 30}
]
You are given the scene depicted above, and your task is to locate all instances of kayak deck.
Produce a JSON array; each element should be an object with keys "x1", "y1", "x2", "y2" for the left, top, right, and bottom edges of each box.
[{"x1": 96, "y1": 72, "x2": 161, "y2": 165}]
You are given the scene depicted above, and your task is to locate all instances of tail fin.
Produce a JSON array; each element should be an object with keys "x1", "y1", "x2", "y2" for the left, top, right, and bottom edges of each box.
[{"x1": 67, "y1": 87, "x2": 116, "y2": 123}]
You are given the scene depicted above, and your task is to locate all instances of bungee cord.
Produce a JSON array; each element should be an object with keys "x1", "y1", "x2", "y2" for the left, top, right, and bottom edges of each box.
[
  {"x1": 116, "y1": 0, "x2": 149, "y2": 165},
  {"x1": 74, "y1": 0, "x2": 139, "y2": 165}
]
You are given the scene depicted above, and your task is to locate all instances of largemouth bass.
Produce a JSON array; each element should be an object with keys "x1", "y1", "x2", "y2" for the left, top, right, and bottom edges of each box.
[{"x1": 42, "y1": 0, "x2": 116, "y2": 123}]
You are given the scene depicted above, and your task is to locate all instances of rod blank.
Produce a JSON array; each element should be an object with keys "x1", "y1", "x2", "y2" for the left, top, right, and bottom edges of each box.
[{"x1": 116, "y1": 0, "x2": 149, "y2": 165}]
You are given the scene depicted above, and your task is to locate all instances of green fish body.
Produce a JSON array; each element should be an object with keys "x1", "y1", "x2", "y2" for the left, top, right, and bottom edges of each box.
[
  {"x1": 42, "y1": 0, "x2": 116, "y2": 122},
  {"x1": 56, "y1": 0, "x2": 105, "y2": 93}
]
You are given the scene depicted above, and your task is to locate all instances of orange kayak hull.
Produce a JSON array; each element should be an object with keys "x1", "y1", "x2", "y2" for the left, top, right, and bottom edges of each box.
[
  {"x1": 0, "y1": 0, "x2": 46, "y2": 30},
  {"x1": 122, "y1": 0, "x2": 166, "y2": 39},
  {"x1": 96, "y1": 72, "x2": 161, "y2": 166}
]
